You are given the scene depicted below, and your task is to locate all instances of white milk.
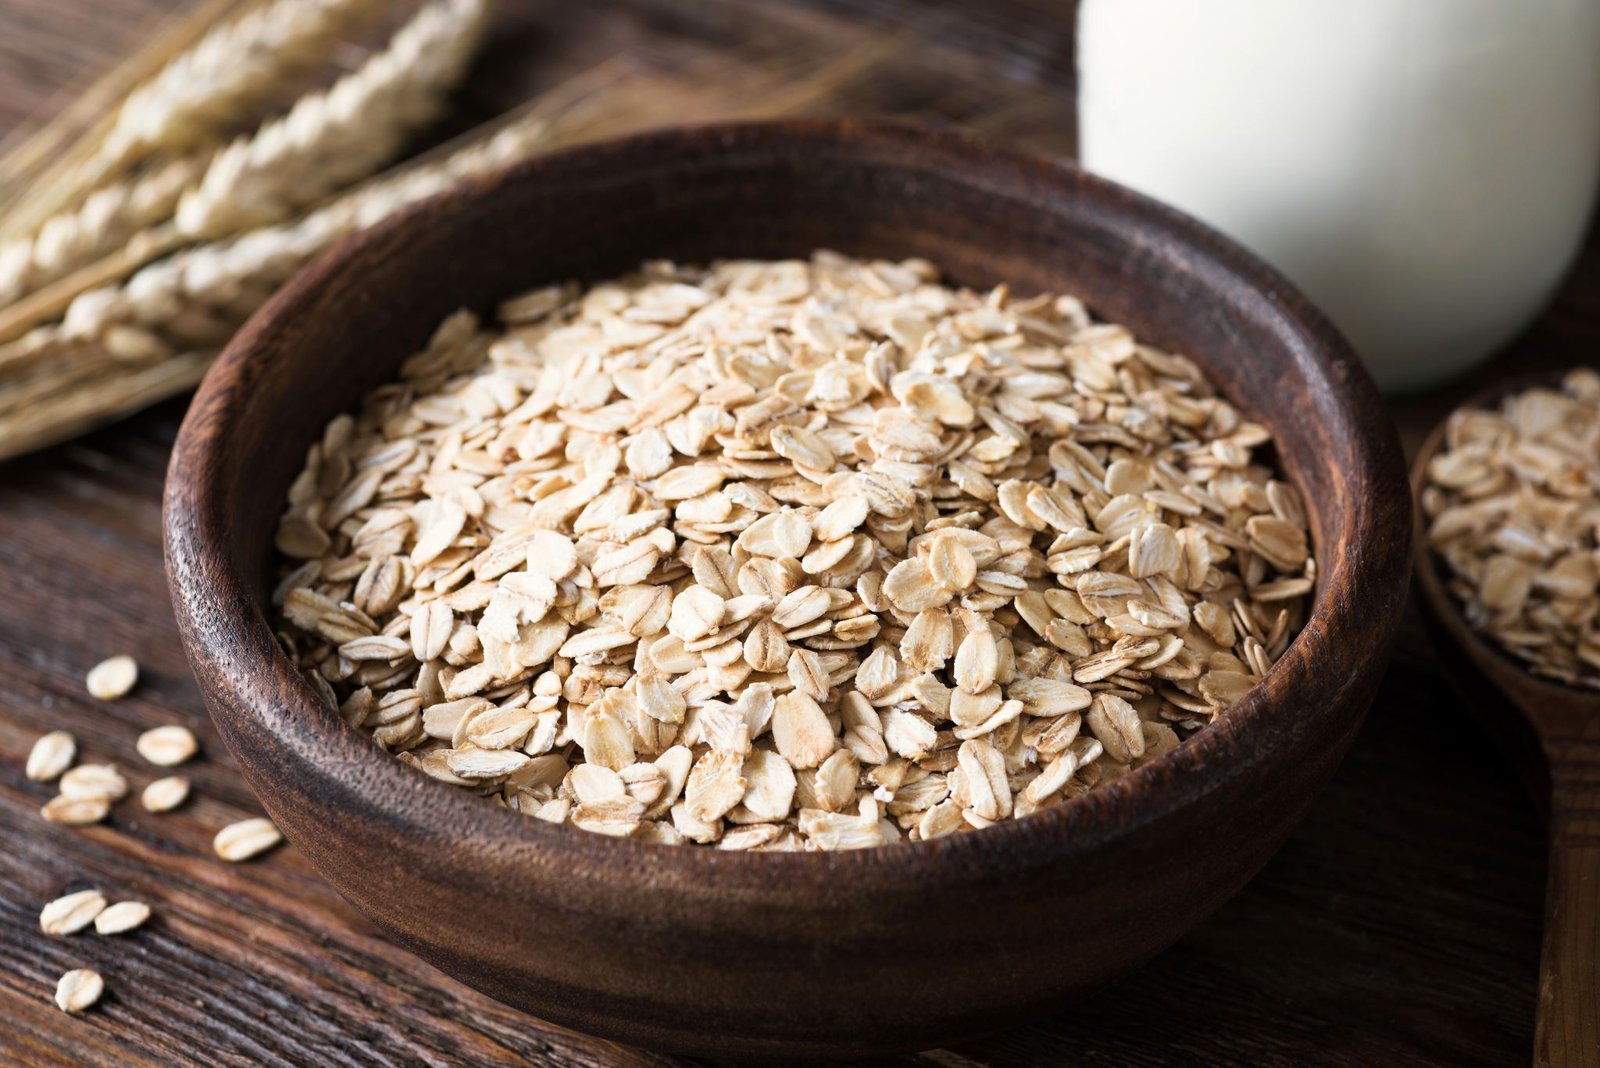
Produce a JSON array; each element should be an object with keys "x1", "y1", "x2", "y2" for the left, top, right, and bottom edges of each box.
[{"x1": 1078, "y1": 0, "x2": 1600, "y2": 393}]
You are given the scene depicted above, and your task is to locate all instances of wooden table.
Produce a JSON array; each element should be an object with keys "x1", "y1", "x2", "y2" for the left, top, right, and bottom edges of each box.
[{"x1": 0, "y1": 1, "x2": 1590, "y2": 1064}]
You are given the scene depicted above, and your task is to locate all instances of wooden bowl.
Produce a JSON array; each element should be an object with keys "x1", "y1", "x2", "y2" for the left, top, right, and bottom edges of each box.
[{"x1": 164, "y1": 121, "x2": 1411, "y2": 1059}]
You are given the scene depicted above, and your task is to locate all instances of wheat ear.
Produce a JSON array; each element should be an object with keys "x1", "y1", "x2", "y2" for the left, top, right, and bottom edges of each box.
[
  {"x1": 97, "y1": 0, "x2": 373, "y2": 172},
  {"x1": 0, "y1": 156, "x2": 202, "y2": 306},
  {"x1": 0, "y1": 108, "x2": 568, "y2": 459},
  {"x1": 0, "y1": 0, "x2": 248, "y2": 204},
  {"x1": 53, "y1": 115, "x2": 556, "y2": 361},
  {"x1": 176, "y1": 0, "x2": 491, "y2": 239},
  {"x1": 8, "y1": 0, "x2": 374, "y2": 239},
  {"x1": 0, "y1": 0, "x2": 481, "y2": 336},
  {"x1": 0, "y1": 41, "x2": 885, "y2": 459},
  {"x1": 0, "y1": 0, "x2": 485, "y2": 329},
  {"x1": 0, "y1": 108, "x2": 556, "y2": 392}
]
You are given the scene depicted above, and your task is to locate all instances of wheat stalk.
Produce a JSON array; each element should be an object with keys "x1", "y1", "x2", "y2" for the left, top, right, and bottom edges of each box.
[
  {"x1": 176, "y1": 0, "x2": 491, "y2": 239},
  {"x1": 91, "y1": 0, "x2": 369, "y2": 180},
  {"x1": 0, "y1": 0, "x2": 249, "y2": 204},
  {"x1": 0, "y1": 352, "x2": 214, "y2": 460},
  {"x1": 49, "y1": 115, "x2": 556, "y2": 361},
  {"x1": 0, "y1": 42, "x2": 889, "y2": 461},
  {"x1": 0, "y1": 97, "x2": 597, "y2": 458},
  {"x1": 4, "y1": 0, "x2": 375, "y2": 241},
  {"x1": 0, "y1": 92, "x2": 540, "y2": 354},
  {"x1": 0, "y1": 108, "x2": 564, "y2": 425},
  {"x1": 0, "y1": 156, "x2": 201, "y2": 306},
  {"x1": 0, "y1": 0, "x2": 485, "y2": 341}
]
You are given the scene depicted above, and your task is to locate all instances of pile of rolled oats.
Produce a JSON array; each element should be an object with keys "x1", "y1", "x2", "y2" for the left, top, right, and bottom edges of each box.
[
  {"x1": 273, "y1": 251, "x2": 1314, "y2": 850},
  {"x1": 1421, "y1": 368, "x2": 1600, "y2": 690}
]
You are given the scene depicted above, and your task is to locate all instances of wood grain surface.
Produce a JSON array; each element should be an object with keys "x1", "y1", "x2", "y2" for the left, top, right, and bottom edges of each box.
[{"x1": 0, "y1": 0, "x2": 1592, "y2": 1064}]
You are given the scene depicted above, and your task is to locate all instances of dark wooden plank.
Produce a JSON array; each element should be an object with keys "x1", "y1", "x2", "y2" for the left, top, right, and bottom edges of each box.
[{"x1": 1, "y1": 0, "x2": 1588, "y2": 1063}]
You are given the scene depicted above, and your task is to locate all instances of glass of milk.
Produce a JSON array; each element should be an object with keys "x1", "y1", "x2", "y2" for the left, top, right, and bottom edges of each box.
[{"x1": 1078, "y1": 0, "x2": 1600, "y2": 393}]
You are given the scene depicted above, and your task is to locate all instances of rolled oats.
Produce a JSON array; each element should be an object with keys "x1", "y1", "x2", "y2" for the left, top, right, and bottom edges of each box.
[
  {"x1": 139, "y1": 777, "x2": 188, "y2": 808},
  {"x1": 85, "y1": 655, "x2": 138, "y2": 700},
  {"x1": 213, "y1": 817, "x2": 283, "y2": 862},
  {"x1": 40, "y1": 889, "x2": 107, "y2": 936},
  {"x1": 93, "y1": 900, "x2": 152, "y2": 935},
  {"x1": 1422, "y1": 369, "x2": 1600, "y2": 690},
  {"x1": 135, "y1": 725, "x2": 199, "y2": 767},
  {"x1": 58, "y1": 764, "x2": 128, "y2": 803},
  {"x1": 275, "y1": 253, "x2": 1313, "y2": 850},
  {"x1": 26, "y1": 730, "x2": 77, "y2": 782},
  {"x1": 41, "y1": 795, "x2": 111, "y2": 826},
  {"x1": 54, "y1": 968, "x2": 104, "y2": 1014}
]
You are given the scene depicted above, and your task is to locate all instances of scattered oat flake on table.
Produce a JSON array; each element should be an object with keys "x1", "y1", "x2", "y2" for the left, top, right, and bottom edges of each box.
[
  {"x1": 135, "y1": 725, "x2": 198, "y2": 766},
  {"x1": 58, "y1": 763, "x2": 128, "y2": 802},
  {"x1": 54, "y1": 969, "x2": 104, "y2": 1014},
  {"x1": 141, "y1": 775, "x2": 191, "y2": 812},
  {"x1": 39, "y1": 889, "x2": 107, "y2": 935},
  {"x1": 86, "y1": 654, "x2": 139, "y2": 699},
  {"x1": 25, "y1": 730, "x2": 77, "y2": 781},
  {"x1": 93, "y1": 901, "x2": 152, "y2": 935},
  {"x1": 41, "y1": 795, "x2": 111, "y2": 825},
  {"x1": 214, "y1": 817, "x2": 283, "y2": 861}
]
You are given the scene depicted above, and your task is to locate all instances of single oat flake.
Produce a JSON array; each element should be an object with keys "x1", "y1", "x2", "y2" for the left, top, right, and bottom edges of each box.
[
  {"x1": 40, "y1": 889, "x2": 107, "y2": 936},
  {"x1": 58, "y1": 763, "x2": 128, "y2": 803},
  {"x1": 213, "y1": 817, "x2": 283, "y2": 862},
  {"x1": 273, "y1": 252, "x2": 1314, "y2": 850},
  {"x1": 86, "y1": 655, "x2": 139, "y2": 699},
  {"x1": 54, "y1": 969, "x2": 104, "y2": 1014},
  {"x1": 25, "y1": 730, "x2": 77, "y2": 782},
  {"x1": 141, "y1": 776, "x2": 191, "y2": 813},
  {"x1": 93, "y1": 901, "x2": 152, "y2": 935},
  {"x1": 136, "y1": 725, "x2": 199, "y2": 767},
  {"x1": 41, "y1": 795, "x2": 111, "y2": 825}
]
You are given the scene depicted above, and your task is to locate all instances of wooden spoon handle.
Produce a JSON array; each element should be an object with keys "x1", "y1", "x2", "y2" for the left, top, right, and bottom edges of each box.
[{"x1": 1536, "y1": 769, "x2": 1600, "y2": 1067}]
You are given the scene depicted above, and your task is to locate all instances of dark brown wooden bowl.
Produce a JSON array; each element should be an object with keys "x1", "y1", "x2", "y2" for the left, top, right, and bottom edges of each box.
[{"x1": 164, "y1": 120, "x2": 1412, "y2": 1059}]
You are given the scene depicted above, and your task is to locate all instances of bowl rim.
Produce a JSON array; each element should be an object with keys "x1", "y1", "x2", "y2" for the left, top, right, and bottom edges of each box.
[{"x1": 165, "y1": 118, "x2": 1411, "y2": 889}]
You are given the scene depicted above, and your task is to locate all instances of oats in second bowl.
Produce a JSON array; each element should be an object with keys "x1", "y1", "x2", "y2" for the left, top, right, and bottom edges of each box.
[
  {"x1": 272, "y1": 251, "x2": 1313, "y2": 850},
  {"x1": 1420, "y1": 368, "x2": 1600, "y2": 690}
]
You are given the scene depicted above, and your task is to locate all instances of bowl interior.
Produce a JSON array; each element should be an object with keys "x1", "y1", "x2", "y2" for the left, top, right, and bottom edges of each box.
[{"x1": 169, "y1": 120, "x2": 1407, "y2": 875}]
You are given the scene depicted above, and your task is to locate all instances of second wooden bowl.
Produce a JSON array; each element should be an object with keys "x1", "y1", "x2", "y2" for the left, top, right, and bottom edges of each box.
[{"x1": 164, "y1": 121, "x2": 1411, "y2": 1058}]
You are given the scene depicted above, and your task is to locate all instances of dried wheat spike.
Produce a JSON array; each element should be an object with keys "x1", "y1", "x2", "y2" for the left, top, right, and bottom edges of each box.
[
  {"x1": 0, "y1": 156, "x2": 201, "y2": 306},
  {"x1": 0, "y1": 46, "x2": 870, "y2": 460},
  {"x1": 86, "y1": 0, "x2": 375, "y2": 188},
  {"x1": 51, "y1": 108, "x2": 559, "y2": 364},
  {"x1": 0, "y1": 111, "x2": 561, "y2": 462},
  {"x1": 176, "y1": 0, "x2": 491, "y2": 239}
]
